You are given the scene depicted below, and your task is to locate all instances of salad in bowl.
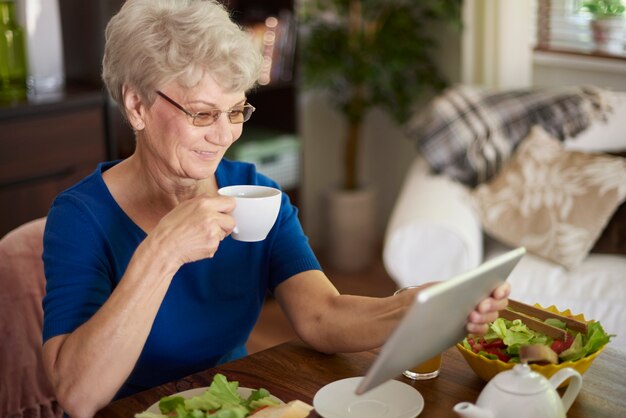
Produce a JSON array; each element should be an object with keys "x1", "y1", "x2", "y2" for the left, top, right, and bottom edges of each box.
[{"x1": 457, "y1": 303, "x2": 613, "y2": 382}]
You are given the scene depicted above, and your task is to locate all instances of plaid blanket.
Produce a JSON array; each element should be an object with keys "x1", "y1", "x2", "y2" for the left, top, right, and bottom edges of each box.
[{"x1": 405, "y1": 85, "x2": 615, "y2": 187}]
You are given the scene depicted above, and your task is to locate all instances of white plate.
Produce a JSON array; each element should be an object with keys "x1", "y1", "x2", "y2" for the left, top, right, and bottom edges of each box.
[
  {"x1": 313, "y1": 377, "x2": 424, "y2": 418},
  {"x1": 146, "y1": 386, "x2": 283, "y2": 413}
]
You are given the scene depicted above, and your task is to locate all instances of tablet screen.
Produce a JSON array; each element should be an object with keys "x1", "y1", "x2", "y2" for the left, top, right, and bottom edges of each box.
[{"x1": 356, "y1": 247, "x2": 526, "y2": 395}]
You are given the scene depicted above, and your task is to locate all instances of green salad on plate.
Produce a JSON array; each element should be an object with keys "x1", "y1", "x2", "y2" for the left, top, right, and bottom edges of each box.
[{"x1": 134, "y1": 373, "x2": 280, "y2": 418}]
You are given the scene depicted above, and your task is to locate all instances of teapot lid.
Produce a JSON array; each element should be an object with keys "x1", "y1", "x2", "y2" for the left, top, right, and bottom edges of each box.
[{"x1": 492, "y1": 363, "x2": 551, "y2": 395}]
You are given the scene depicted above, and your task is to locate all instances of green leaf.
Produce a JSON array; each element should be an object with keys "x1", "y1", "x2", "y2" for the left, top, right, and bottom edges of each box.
[
  {"x1": 174, "y1": 404, "x2": 192, "y2": 418},
  {"x1": 462, "y1": 338, "x2": 472, "y2": 351},
  {"x1": 583, "y1": 322, "x2": 612, "y2": 354},
  {"x1": 582, "y1": 0, "x2": 625, "y2": 17},
  {"x1": 184, "y1": 390, "x2": 221, "y2": 411},
  {"x1": 208, "y1": 374, "x2": 243, "y2": 405},
  {"x1": 248, "y1": 397, "x2": 280, "y2": 411},
  {"x1": 159, "y1": 396, "x2": 186, "y2": 414},
  {"x1": 559, "y1": 321, "x2": 612, "y2": 362},
  {"x1": 207, "y1": 406, "x2": 248, "y2": 418},
  {"x1": 559, "y1": 333, "x2": 586, "y2": 362},
  {"x1": 545, "y1": 318, "x2": 566, "y2": 329},
  {"x1": 478, "y1": 351, "x2": 498, "y2": 360}
]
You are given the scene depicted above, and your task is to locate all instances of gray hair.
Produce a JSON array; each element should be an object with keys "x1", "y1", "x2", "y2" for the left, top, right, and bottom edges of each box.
[{"x1": 102, "y1": 0, "x2": 262, "y2": 113}]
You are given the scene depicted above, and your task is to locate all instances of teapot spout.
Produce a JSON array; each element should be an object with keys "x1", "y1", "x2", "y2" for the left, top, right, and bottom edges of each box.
[{"x1": 453, "y1": 402, "x2": 495, "y2": 418}]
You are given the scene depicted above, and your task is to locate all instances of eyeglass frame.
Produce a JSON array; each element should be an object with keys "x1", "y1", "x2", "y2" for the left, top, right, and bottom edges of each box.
[{"x1": 155, "y1": 90, "x2": 255, "y2": 127}]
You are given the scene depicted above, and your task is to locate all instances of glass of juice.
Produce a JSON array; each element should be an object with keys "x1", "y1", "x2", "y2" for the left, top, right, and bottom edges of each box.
[{"x1": 394, "y1": 285, "x2": 442, "y2": 380}]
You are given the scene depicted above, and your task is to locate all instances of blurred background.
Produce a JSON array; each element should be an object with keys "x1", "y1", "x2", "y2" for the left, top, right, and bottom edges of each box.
[{"x1": 1, "y1": 0, "x2": 624, "y2": 258}]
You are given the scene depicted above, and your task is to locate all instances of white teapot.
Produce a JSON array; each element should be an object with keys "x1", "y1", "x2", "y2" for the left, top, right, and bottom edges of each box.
[{"x1": 453, "y1": 363, "x2": 582, "y2": 418}]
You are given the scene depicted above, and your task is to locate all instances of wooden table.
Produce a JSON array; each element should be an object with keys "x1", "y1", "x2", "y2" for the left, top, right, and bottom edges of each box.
[{"x1": 96, "y1": 340, "x2": 626, "y2": 417}]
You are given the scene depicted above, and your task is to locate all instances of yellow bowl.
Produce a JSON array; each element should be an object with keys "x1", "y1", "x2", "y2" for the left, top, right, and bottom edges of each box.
[{"x1": 456, "y1": 304, "x2": 608, "y2": 384}]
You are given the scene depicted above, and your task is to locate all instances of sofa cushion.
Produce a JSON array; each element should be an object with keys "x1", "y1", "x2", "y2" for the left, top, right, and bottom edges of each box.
[
  {"x1": 384, "y1": 156, "x2": 483, "y2": 287},
  {"x1": 472, "y1": 125, "x2": 626, "y2": 269}
]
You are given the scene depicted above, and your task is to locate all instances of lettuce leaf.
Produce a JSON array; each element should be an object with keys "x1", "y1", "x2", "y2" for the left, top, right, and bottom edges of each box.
[
  {"x1": 245, "y1": 388, "x2": 280, "y2": 410},
  {"x1": 249, "y1": 397, "x2": 280, "y2": 411},
  {"x1": 207, "y1": 405, "x2": 248, "y2": 418},
  {"x1": 560, "y1": 321, "x2": 612, "y2": 362},
  {"x1": 184, "y1": 390, "x2": 222, "y2": 411},
  {"x1": 491, "y1": 318, "x2": 550, "y2": 356},
  {"x1": 209, "y1": 374, "x2": 243, "y2": 405},
  {"x1": 159, "y1": 395, "x2": 185, "y2": 414},
  {"x1": 559, "y1": 333, "x2": 585, "y2": 362},
  {"x1": 584, "y1": 322, "x2": 612, "y2": 355}
]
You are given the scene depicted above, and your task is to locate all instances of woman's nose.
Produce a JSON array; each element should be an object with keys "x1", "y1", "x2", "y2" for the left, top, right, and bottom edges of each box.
[{"x1": 205, "y1": 116, "x2": 234, "y2": 146}]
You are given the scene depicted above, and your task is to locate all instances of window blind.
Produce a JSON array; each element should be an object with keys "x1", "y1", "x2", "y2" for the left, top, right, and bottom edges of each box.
[{"x1": 535, "y1": 0, "x2": 626, "y2": 58}]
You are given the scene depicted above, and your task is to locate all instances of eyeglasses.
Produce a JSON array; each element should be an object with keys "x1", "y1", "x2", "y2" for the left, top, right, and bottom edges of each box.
[{"x1": 156, "y1": 90, "x2": 255, "y2": 127}]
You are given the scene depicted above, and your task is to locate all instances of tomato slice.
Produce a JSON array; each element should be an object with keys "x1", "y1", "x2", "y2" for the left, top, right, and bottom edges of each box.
[
  {"x1": 468, "y1": 337, "x2": 485, "y2": 353},
  {"x1": 550, "y1": 333, "x2": 574, "y2": 355},
  {"x1": 482, "y1": 339, "x2": 505, "y2": 349},
  {"x1": 484, "y1": 347, "x2": 510, "y2": 362}
]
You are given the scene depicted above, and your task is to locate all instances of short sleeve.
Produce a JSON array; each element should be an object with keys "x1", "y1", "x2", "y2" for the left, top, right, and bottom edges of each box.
[
  {"x1": 42, "y1": 195, "x2": 114, "y2": 342},
  {"x1": 267, "y1": 191, "x2": 321, "y2": 291}
]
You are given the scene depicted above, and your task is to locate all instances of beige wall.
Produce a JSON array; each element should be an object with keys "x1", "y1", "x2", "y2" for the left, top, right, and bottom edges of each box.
[{"x1": 533, "y1": 52, "x2": 626, "y2": 92}]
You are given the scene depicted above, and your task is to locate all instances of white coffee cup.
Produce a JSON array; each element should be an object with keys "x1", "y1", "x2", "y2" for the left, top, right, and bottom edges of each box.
[{"x1": 217, "y1": 185, "x2": 282, "y2": 242}]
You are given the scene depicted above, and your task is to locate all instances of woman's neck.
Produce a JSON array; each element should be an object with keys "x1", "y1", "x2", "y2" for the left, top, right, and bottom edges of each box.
[{"x1": 103, "y1": 153, "x2": 218, "y2": 231}]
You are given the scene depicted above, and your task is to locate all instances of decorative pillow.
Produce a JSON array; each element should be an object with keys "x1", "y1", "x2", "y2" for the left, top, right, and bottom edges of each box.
[{"x1": 472, "y1": 126, "x2": 626, "y2": 269}]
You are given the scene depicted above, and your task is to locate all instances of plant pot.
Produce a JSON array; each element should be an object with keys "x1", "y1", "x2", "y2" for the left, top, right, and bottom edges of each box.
[
  {"x1": 326, "y1": 187, "x2": 376, "y2": 273},
  {"x1": 590, "y1": 17, "x2": 625, "y2": 55}
]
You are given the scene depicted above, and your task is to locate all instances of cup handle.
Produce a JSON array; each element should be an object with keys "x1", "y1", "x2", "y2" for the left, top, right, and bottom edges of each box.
[
  {"x1": 548, "y1": 368, "x2": 582, "y2": 412},
  {"x1": 232, "y1": 225, "x2": 239, "y2": 235}
]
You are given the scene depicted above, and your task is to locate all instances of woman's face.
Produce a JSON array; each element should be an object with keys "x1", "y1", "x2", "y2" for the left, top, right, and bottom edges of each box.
[{"x1": 140, "y1": 73, "x2": 247, "y2": 182}]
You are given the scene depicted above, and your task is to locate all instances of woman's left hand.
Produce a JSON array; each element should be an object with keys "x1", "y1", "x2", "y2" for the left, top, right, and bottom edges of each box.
[{"x1": 466, "y1": 282, "x2": 511, "y2": 335}]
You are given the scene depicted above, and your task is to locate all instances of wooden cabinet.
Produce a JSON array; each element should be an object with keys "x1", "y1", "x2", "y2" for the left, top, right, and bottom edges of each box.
[
  {"x1": 227, "y1": 1, "x2": 301, "y2": 204},
  {"x1": 229, "y1": 0, "x2": 298, "y2": 131},
  {"x1": 0, "y1": 89, "x2": 106, "y2": 237}
]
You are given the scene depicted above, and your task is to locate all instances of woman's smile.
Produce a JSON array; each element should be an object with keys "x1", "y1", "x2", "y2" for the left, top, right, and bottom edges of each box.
[{"x1": 193, "y1": 149, "x2": 220, "y2": 160}]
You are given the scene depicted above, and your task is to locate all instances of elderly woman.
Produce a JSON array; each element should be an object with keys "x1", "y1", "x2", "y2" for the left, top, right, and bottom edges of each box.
[{"x1": 41, "y1": 0, "x2": 510, "y2": 416}]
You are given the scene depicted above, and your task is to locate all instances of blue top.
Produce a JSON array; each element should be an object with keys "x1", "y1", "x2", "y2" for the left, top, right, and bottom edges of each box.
[{"x1": 42, "y1": 159, "x2": 320, "y2": 399}]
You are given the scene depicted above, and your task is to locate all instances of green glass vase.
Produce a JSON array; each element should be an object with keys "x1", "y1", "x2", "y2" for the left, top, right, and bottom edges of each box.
[{"x1": 0, "y1": 0, "x2": 28, "y2": 102}]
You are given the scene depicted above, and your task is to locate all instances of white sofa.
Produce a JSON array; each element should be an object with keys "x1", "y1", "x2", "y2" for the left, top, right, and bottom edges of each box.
[{"x1": 384, "y1": 91, "x2": 626, "y2": 352}]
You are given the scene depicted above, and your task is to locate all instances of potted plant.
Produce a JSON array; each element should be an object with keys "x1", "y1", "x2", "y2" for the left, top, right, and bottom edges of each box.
[
  {"x1": 581, "y1": 0, "x2": 625, "y2": 54},
  {"x1": 299, "y1": 0, "x2": 461, "y2": 271}
]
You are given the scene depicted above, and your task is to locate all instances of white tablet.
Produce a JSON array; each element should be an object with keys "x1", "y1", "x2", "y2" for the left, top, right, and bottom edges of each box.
[{"x1": 356, "y1": 247, "x2": 526, "y2": 395}]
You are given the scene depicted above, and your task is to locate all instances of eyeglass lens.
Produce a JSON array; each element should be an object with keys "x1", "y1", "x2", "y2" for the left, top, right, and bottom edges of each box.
[{"x1": 192, "y1": 105, "x2": 254, "y2": 126}]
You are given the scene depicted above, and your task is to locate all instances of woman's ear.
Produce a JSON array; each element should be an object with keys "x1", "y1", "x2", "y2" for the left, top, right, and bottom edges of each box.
[{"x1": 122, "y1": 85, "x2": 146, "y2": 131}]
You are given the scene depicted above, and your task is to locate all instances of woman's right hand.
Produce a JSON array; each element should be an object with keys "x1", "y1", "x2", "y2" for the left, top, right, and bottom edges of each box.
[{"x1": 148, "y1": 194, "x2": 237, "y2": 266}]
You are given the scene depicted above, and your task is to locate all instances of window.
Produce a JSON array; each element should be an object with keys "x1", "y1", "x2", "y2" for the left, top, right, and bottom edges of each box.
[{"x1": 535, "y1": 0, "x2": 626, "y2": 59}]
